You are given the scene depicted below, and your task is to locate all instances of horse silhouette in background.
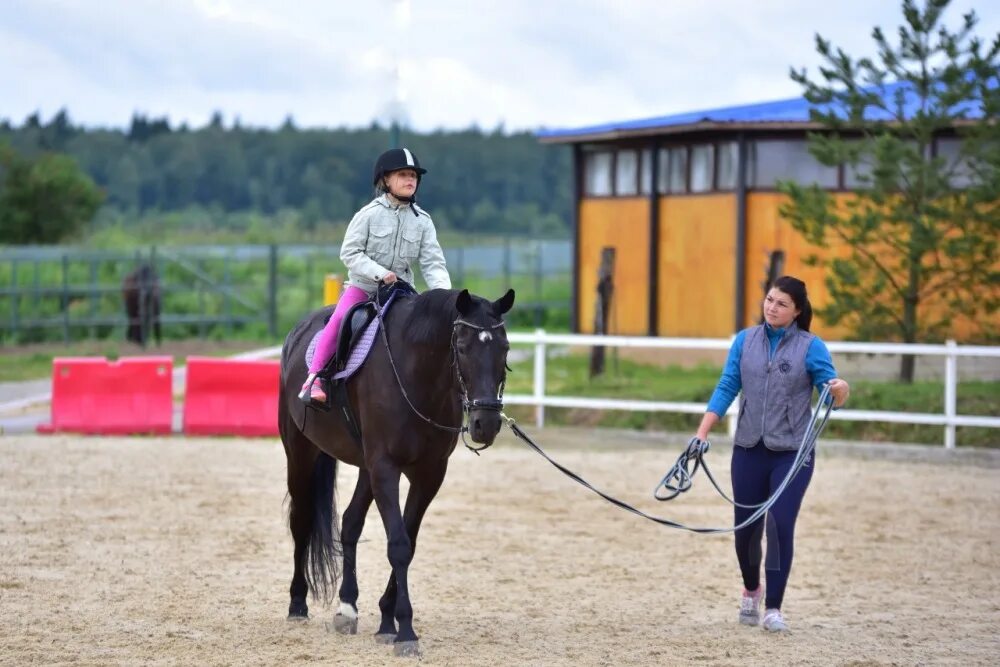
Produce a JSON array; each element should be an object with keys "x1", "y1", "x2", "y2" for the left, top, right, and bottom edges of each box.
[{"x1": 122, "y1": 263, "x2": 162, "y2": 347}]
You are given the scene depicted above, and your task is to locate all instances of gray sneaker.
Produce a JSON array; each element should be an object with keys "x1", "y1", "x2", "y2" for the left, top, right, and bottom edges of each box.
[
  {"x1": 739, "y1": 586, "x2": 763, "y2": 626},
  {"x1": 762, "y1": 608, "x2": 788, "y2": 632}
]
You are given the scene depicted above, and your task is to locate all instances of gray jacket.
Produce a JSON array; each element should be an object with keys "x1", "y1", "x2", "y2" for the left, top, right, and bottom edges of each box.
[
  {"x1": 733, "y1": 323, "x2": 815, "y2": 451},
  {"x1": 340, "y1": 195, "x2": 451, "y2": 295}
]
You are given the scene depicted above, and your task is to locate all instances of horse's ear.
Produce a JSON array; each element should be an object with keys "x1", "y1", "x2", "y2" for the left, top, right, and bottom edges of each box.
[
  {"x1": 493, "y1": 288, "x2": 515, "y2": 316},
  {"x1": 456, "y1": 289, "x2": 473, "y2": 316}
]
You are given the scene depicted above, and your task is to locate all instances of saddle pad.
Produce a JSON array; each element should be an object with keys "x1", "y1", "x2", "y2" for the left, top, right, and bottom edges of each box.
[
  {"x1": 332, "y1": 316, "x2": 380, "y2": 380},
  {"x1": 304, "y1": 289, "x2": 403, "y2": 382}
]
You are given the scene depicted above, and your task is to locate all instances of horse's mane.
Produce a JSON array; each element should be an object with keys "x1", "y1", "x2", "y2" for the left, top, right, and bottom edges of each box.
[
  {"x1": 404, "y1": 289, "x2": 500, "y2": 345},
  {"x1": 401, "y1": 289, "x2": 459, "y2": 345}
]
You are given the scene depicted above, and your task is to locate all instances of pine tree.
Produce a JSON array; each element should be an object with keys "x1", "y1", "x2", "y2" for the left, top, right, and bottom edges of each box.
[{"x1": 781, "y1": 0, "x2": 999, "y2": 381}]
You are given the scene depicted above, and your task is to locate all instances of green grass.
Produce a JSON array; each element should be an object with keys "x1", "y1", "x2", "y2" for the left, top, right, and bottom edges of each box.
[{"x1": 504, "y1": 352, "x2": 1000, "y2": 448}]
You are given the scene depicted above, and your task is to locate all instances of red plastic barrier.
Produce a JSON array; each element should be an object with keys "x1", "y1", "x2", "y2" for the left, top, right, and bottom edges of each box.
[
  {"x1": 182, "y1": 356, "x2": 279, "y2": 437},
  {"x1": 37, "y1": 356, "x2": 173, "y2": 435}
]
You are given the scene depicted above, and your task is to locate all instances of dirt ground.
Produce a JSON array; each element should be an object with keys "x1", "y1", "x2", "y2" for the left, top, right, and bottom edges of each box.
[{"x1": 1, "y1": 427, "x2": 998, "y2": 667}]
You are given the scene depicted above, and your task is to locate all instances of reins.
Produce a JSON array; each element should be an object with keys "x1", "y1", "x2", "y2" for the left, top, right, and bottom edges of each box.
[{"x1": 499, "y1": 385, "x2": 834, "y2": 534}]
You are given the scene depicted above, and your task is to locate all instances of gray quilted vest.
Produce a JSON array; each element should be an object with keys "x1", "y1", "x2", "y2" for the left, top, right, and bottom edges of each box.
[{"x1": 733, "y1": 323, "x2": 815, "y2": 451}]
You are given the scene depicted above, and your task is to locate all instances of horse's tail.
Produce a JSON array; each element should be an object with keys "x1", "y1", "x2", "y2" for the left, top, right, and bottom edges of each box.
[{"x1": 304, "y1": 451, "x2": 341, "y2": 604}]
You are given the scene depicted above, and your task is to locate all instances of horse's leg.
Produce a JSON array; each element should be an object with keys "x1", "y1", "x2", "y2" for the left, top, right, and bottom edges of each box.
[
  {"x1": 332, "y1": 469, "x2": 374, "y2": 635},
  {"x1": 284, "y1": 433, "x2": 320, "y2": 620},
  {"x1": 152, "y1": 292, "x2": 162, "y2": 346},
  {"x1": 374, "y1": 461, "x2": 448, "y2": 657},
  {"x1": 369, "y1": 460, "x2": 404, "y2": 643}
]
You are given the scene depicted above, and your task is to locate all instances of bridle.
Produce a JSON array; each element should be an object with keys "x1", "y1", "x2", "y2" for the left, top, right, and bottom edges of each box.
[
  {"x1": 375, "y1": 300, "x2": 508, "y2": 454},
  {"x1": 451, "y1": 317, "x2": 508, "y2": 410}
]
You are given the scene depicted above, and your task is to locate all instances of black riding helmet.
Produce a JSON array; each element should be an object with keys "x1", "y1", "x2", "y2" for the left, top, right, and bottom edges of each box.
[{"x1": 372, "y1": 147, "x2": 427, "y2": 187}]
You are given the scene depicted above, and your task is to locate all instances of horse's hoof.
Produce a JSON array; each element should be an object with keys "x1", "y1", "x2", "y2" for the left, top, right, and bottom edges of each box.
[
  {"x1": 393, "y1": 640, "x2": 421, "y2": 658},
  {"x1": 287, "y1": 613, "x2": 308, "y2": 623},
  {"x1": 286, "y1": 605, "x2": 308, "y2": 622},
  {"x1": 288, "y1": 598, "x2": 308, "y2": 620},
  {"x1": 374, "y1": 632, "x2": 396, "y2": 645},
  {"x1": 331, "y1": 614, "x2": 358, "y2": 635}
]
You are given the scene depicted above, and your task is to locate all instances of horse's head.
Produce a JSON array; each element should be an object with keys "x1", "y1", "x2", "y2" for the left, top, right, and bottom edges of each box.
[{"x1": 453, "y1": 288, "x2": 516, "y2": 446}]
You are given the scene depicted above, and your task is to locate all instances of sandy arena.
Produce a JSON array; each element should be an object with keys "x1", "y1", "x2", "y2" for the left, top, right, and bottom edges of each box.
[{"x1": 1, "y1": 427, "x2": 998, "y2": 666}]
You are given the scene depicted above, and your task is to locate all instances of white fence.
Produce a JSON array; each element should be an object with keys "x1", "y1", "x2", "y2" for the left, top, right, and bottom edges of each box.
[{"x1": 504, "y1": 331, "x2": 1000, "y2": 449}]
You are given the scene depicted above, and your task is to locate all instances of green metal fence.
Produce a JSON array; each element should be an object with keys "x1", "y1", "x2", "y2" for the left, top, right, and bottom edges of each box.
[{"x1": 0, "y1": 240, "x2": 572, "y2": 344}]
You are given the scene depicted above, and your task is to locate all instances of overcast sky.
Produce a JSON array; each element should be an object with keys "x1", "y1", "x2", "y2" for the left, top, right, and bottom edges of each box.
[{"x1": 2, "y1": 0, "x2": 997, "y2": 133}]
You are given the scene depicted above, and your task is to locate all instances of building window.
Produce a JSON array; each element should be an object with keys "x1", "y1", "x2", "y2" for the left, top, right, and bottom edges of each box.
[
  {"x1": 843, "y1": 156, "x2": 873, "y2": 189},
  {"x1": 717, "y1": 142, "x2": 739, "y2": 190},
  {"x1": 844, "y1": 140, "x2": 940, "y2": 190},
  {"x1": 690, "y1": 144, "x2": 714, "y2": 193},
  {"x1": 667, "y1": 146, "x2": 688, "y2": 193},
  {"x1": 640, "y1": 148, "x2": 654, "y2": 195},
  {"x1": 935, "y1": 137, "x2": 973, "y2": 189},
  {"x1": 749, "y1": 139, "x2": 838, "y2": 189},
  {"x1": 583, "y1": 151, "x2": 613, "y2": 196},
  {"x1": 656, "y1": 148, "x2": 670, "y2": 193},
  {"x1": 615, "y1": 149, "x2": 638, "y2": 196}
]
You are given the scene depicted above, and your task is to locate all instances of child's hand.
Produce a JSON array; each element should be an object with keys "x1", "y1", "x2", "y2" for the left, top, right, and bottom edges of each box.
[{"x1": 382, "y1": 272, "x2": 398, "y2": 284}]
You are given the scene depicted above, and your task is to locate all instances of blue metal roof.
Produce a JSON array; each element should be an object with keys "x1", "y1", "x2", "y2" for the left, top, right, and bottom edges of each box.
[{"x1": 536, "y1": 79, "x2": 986, "y2": 141}]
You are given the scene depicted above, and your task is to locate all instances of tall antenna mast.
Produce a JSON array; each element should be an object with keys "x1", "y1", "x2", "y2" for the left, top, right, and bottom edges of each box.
[{"x1": 388, "y1": 0, "x2": 411, "y2": 148}]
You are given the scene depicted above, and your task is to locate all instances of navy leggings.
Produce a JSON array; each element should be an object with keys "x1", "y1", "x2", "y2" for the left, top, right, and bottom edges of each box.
[{"x1": 731, "y1": 441, "x2": 814, "y2": 610}]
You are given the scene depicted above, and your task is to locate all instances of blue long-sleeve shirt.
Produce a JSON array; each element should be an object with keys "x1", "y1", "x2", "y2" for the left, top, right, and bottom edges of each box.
[{"x1": 706, "y1": 324, "x2": 838, "y2": 418}]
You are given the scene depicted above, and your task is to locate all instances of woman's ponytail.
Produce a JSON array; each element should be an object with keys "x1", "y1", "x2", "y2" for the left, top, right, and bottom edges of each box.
[{"x1": 796, "y1": 299, "x2": 813, "y2": 332}]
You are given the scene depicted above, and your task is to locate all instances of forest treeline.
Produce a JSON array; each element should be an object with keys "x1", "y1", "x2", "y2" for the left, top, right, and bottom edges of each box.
[{"x1": 0, "y1": 110, "x2": 572, "y2": 236}]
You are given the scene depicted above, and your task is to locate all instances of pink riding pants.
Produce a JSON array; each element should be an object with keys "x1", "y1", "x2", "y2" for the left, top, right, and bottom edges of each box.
[{"x1": 308, "y1": 285, "x2": 370, "y2": 374}]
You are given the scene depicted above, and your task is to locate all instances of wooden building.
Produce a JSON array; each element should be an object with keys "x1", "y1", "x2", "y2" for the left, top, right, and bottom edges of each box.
[{"x1": 538, "y1": 85, "x2": 976, "y2": 340}]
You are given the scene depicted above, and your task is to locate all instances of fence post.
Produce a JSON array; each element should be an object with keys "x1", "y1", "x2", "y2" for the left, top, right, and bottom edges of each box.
[
  {"x1": 88, "y1": 256, "x2": 97, "y2": 339},
  {"x1": 305, "y1": 252, "x2": 315, "y2": 307},
  {"x1": 533, "y1": 328, "x2": 546, "y2": 428},
  {"x1": 61, "y1": 254, "x2": 70, "y2": 342},
  {"x1": 10, "y1": 258, "x2": 19, "y2": 339},
  {"x1": 268, "y1": 244, "x2": 278, "y2": 338},
  {"x1": 944, "y1": 339, "x2": 957, "y2": 449},
  {"x1": 223, "y1": 249, "x2": 233, "y2": 335},
  {"x1": 134, "y1": 249, "x2": 146, "y2": 342},
  {"x1": 534, "y1": 239, "x2": 544, "y2": 328},
  {"x1": 148, "y1": 245, "x2": 158, "y2": 343},
  {"x1": 197, "y1": 254, "x2": 206, "y2": 339},
  {"x1": 503, "y1": 237, "x2": 512, "y2": 290}
]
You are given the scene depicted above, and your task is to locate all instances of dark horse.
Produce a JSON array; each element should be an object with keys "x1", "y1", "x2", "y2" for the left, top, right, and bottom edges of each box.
[
  {"x1": 122, "y1": 263, "x2": 162, "y2": 347},
  {"x1": 278, "y1": 286, "x2": 515, "y2": 657}
]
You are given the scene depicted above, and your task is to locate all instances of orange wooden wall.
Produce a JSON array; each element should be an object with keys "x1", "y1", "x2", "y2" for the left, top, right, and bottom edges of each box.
[
  {"x1": 742, "y1": 193, "x2": 849, "y2": 339},
  {"x1": 742, "y1": 193, "x2": 994, "y2": 341},
  {"x1": 576, "y1": 192, "x2": 994, "y2": 341},
  {"x1": 657, "y1": 194, "x2": 737, "y2": 337},
  {"x1": 576, "y1": 198, "x2": 650, "y2": 334}
]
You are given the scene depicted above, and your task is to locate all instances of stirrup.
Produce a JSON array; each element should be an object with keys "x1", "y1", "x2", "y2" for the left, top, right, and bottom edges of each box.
[{"x1": 298, "y1": 372, "x2": 320, "y2": 403}]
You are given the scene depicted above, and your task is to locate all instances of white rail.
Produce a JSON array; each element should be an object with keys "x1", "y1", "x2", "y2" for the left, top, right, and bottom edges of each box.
[
  {"x1": 6, "y1": 335, "x2": 995, "y2": 449},
  {"x1": 505, "y1": 331, "x2": 1000, "y2": 449}
]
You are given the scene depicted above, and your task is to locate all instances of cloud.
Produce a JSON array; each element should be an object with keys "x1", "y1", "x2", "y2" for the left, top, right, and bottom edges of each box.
[{"x1": 1, "y1": 0, "x2": 996, "y2": 131}]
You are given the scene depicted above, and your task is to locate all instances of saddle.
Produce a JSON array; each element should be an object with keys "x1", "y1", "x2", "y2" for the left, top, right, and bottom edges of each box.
[
  {"x1": 327, "y1": 279, "x2": 416, "y2": 375},
  {"x1": 308, "y1": 281, "x2": 417, "y2": 444},
  {"x1": 331, "y1": 302, "x2": 377, "y2": 374}
]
